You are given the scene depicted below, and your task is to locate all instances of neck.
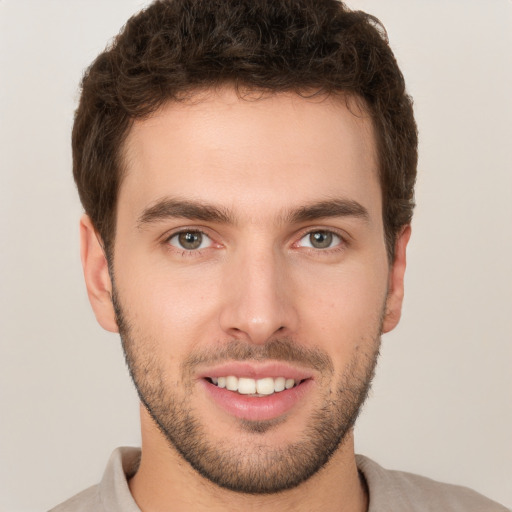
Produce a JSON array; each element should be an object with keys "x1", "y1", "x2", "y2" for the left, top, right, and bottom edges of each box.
[{"x1": 129, "y1": 407, "x2": 367, "y2": 512}]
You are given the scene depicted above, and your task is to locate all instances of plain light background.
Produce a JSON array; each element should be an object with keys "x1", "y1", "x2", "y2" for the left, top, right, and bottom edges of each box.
[{"x1": 1, "y1": 1, "x2": 511, "y2": 510}]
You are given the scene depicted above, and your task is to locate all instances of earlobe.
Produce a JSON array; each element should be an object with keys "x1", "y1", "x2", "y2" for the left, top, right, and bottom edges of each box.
[
  {"x1": 80, "y1": 215, "x2": 119, "y2": 333},
  {"x1": 382, "y1": 225, "x2": 411, "y2": 334}
]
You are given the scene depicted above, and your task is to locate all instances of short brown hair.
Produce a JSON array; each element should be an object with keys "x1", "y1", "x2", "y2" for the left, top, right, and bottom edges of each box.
[{"x1": 73, "y1": 0, "x2": 417, "y2": 260}]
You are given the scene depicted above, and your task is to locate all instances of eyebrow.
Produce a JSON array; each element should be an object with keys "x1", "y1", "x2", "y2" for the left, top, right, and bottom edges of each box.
[
  {"x1": 137, "y1": 198, "x2": 233, "y2": 228},
  {"x1": 136, "y1": 197, "x2": 369, "y2": 229},
  {"x1": 287, "y1": 199, "x2": 369, "y2": 224}
]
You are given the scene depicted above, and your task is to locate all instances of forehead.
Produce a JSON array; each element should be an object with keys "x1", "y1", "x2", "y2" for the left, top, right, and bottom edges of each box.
[{"x1": 119, "y1": 88, "x2": 381, "y2": 222}]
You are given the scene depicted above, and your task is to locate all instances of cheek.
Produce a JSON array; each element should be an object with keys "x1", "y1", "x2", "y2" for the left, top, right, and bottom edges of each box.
[
  {"x1": 115, "y1": 258, "x2": 222, "y2": 347},
  {"x1": 293, "y1": 260, "x2": 388, "y2": 350}
]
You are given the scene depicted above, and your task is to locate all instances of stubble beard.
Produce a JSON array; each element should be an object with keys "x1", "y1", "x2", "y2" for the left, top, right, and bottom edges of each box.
[{"x1": 113, "y1": 287, "x2": 382, "y2": 494}]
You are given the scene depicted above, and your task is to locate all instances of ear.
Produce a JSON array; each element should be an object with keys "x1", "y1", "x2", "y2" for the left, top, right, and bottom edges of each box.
[
  {"x1": 382, "y1": 225, "x2": 411, "y2": 334},
  {"x1": 80, "y1": 214, "x2": 119, "y2": 333}
]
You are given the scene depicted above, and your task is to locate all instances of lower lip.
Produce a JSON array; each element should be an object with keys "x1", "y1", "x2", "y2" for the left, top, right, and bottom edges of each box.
[{"x1": 201, "y1": 379, "x2": 313, "y2": 422}]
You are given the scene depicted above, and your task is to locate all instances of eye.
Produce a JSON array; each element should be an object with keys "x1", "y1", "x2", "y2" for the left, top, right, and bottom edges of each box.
[
  {"x1": 297, "y1": 230, "x2": 342, "y2": 250},
  {"x1": 168, "y1": 230, "x2": 212, "y2": 251}
]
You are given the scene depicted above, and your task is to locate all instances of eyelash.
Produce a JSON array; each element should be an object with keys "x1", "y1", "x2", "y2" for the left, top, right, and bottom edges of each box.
[
  {"x1": 163, "y1": 227, "x2": 347, "y2": 257},
  {"x1": 164, "y1": 229, "x2": 214, "y2": 257},
  {"x1": 294, "y1": 228, "x2": 347, "y2": 254}
]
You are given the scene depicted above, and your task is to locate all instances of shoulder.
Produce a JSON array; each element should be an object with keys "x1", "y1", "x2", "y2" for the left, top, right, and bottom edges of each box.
[
  {"x1": 356, "y1": 455, "x2": 509, "y2": 512},
  {"x1": 47, "y1": 447, "x2": 141, "y2": 512},
  {"x1": 48, "y1": 485, "x2": 101, "y2": 512}
]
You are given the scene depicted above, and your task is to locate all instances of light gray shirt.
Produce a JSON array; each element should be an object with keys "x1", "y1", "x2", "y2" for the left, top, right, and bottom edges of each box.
[{"x1": 49, "y1": 447, "x2": 509, "y2": 511}]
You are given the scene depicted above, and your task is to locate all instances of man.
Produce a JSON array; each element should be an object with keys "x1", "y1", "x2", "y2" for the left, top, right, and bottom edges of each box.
[{"x1": 51, "y1": 0, "x2": 508, "y2": 510}]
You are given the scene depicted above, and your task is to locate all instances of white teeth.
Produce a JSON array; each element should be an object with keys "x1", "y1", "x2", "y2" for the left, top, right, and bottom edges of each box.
[
  {"x1": 274, "y1": 377, "x2": 286, "y2": 392},
  {"x1": 226, "y1": 376, "x2": 238, "y2": 391},
  {"x1": 238, "y1": 378, "x2": 256, "y2": 395},
  {"x1": 210, "y1": 376, "x2": 299, "y2": 395},
  {"x1": 256, "y1": 377, "x2": 275, "y2": 395}
]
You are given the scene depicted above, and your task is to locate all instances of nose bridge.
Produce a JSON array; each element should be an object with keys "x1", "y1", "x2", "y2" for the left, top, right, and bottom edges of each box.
[{"x1": 219, "y1": 238, "x2": 297, "y2": 344}]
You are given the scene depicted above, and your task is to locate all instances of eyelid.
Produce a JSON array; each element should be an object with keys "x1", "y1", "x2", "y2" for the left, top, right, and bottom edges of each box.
[
  {"x1": 161, "y1": 225, "x2": 212, "y2": 242},
  {"x1": 167, "y1": 230, "x2": 212, "y2": 250},
  {"x1": 293, "y1": 227, "x2": 347, "y2": 250},
  {"x1": 162, "y1": 226, "x2": 223, "y2": 254}
]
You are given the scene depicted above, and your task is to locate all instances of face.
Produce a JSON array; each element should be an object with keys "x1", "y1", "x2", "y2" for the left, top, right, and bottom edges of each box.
[{"x1": 82, "y1": 88, "x2": 409, "y2": 493}]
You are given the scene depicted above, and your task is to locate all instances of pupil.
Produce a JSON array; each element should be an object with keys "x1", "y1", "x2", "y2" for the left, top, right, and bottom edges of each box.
[
  {"x1": 179, "y1": 231, "x2": 202, "y2": 250},
  {"x1": 310, "y1": 231, "x2": 332, "y2": 249}
]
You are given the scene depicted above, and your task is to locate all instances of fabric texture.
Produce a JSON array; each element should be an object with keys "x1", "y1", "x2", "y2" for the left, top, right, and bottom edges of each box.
[{"x1": 49, "y1": 447, "x2": 509, "y2": 511}]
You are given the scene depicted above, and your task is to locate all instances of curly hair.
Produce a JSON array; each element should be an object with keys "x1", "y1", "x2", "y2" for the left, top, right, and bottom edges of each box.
[{"x1": 73, "y1": 0, "x2": 417, "y2": 260}]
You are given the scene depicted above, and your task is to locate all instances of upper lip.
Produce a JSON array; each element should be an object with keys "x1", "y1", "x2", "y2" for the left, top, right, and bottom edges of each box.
[{"x1": 196, "y1": 361, "x2": 314, "y2": 381}]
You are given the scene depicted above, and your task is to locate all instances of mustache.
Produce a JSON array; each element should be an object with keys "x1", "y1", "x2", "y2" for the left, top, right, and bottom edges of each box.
[{"x1": 181, "y1": 338, "x2": 334, "y2": 376}]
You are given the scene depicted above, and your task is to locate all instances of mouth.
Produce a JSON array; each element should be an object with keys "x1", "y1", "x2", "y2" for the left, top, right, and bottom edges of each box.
[{"x1": 198, "y1": 363, "x2": 314, "y2": 422}]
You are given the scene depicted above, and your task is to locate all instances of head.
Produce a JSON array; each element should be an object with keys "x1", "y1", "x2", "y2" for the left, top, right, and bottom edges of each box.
[{"x1": 76, "y1": 0, "x2": 417, "y2": 496}]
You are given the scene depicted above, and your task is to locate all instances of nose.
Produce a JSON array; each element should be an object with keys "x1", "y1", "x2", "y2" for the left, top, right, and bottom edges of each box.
[{"x1": 219, "y1": 244, "x2": 299, "y2": 344}]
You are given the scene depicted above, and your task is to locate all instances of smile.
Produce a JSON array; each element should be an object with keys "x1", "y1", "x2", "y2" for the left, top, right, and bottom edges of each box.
[{"x1": 207, "y1": 376, "x2": 302, "y2": 396}]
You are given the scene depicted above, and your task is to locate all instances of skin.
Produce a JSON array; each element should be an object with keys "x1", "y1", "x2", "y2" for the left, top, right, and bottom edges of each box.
[{"x1": 80, "y1": 88, "x2": 410, "y2": 512}]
